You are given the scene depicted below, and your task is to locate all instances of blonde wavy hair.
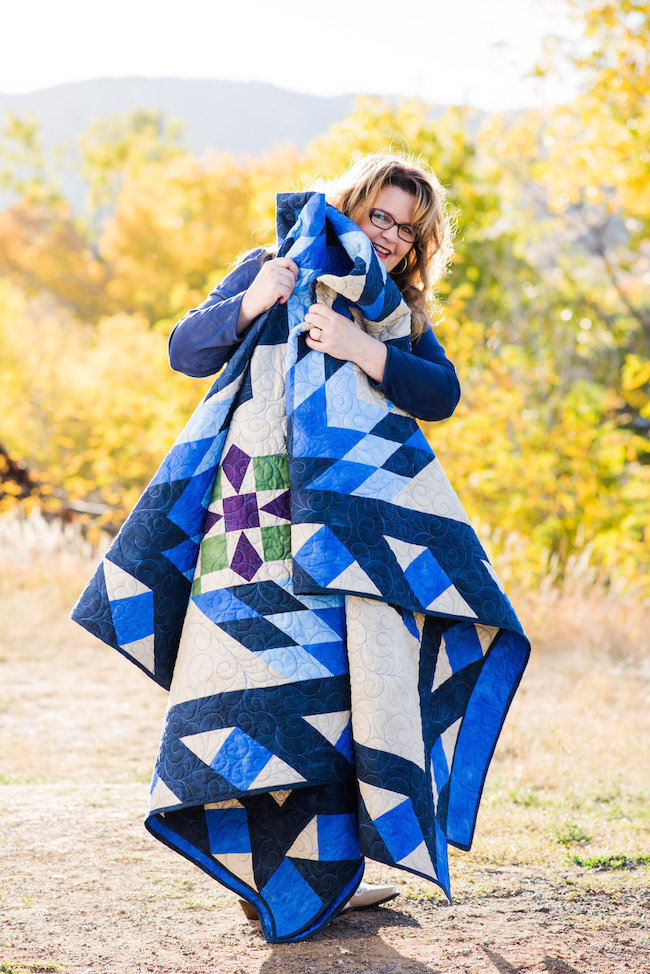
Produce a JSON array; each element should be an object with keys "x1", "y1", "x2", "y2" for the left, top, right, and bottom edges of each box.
[{"x1": 312, "y1": 150, "x2": 455, "y2": 338}]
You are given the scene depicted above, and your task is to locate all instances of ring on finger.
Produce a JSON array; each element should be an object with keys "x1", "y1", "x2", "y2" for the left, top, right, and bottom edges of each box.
[{"x1": 312, "y1": 326, "x2": 322, "y2": 340}]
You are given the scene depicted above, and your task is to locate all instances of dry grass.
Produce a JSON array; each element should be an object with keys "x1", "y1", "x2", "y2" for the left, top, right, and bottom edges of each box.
[
  {"x1": 0, "y1": 509, "x2": 108, "y2": 597},
  {"x1": 0, "y1": 511, "x2": 162, "y2": 786},
  {"x1": 488, "y1": 530, "x2": 650, "y2": 665}
]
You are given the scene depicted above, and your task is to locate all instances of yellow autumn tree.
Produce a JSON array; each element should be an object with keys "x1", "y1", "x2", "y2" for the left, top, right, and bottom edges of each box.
[{"x1": 0, "y1": 86, "x2": 648, "y2": 590}]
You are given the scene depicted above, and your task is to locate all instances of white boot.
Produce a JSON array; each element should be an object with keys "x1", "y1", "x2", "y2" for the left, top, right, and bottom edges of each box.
[{"x1": 346, "y1": 881, "x2": 398, "y2": 910}]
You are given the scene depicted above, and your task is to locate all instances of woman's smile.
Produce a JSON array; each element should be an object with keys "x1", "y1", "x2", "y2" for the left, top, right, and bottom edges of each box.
[
  {"x1": 357, "y1": 184, "x2": 416, "y2": 272},
  {"x1": 373, "y1": 242, "x2": 392, "y2": 258}
]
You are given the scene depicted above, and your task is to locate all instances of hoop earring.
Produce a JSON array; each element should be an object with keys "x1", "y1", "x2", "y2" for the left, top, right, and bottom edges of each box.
[{"x1": 395, "y1": 255, "x2": 408, "y2": 274}]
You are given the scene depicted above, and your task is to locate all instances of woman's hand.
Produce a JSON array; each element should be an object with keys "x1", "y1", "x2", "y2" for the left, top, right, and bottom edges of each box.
[
  {"x1": 237, "y1": 256, "x2": 299, "y2": 334},
  {"x1": 304, "y1": 303, "x2": 388, "y2": 383}
]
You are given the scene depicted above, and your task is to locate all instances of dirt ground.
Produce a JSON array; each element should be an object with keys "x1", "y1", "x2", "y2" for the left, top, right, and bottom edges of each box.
[{"x1": 1, "y1": 530, "x2": 649, "y2": 974}]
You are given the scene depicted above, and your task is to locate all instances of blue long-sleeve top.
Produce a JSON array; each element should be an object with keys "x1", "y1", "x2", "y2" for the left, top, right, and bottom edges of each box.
[{"x1": 168, "y1": 248, "x2": 461, "y2": 422}]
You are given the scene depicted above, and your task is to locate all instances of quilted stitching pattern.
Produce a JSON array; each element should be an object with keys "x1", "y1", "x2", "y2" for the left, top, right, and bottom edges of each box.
[{"x1": 71, "y1": 191, "x2": 530, "y2": 943}]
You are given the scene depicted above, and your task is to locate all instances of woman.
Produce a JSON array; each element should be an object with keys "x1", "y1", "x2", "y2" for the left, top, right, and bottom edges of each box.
[
  {"x1": 73, "y1": 150, "x2": 529, "y2": 942},
  {"x1": 167, "y1": 151, "x2": 460, "y2": 916},
  {"x1": 169, "y1": 152, "x2": 460, "y2": 426}
]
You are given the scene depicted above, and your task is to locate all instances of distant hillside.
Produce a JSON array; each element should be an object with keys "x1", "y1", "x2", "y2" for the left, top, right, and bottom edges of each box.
[
  {"x1": 0, "y1": 77, "x2": 361, "y2": 158},
  {"x1": 0, "y1": 77, "x2": 458, "y2": 210}
]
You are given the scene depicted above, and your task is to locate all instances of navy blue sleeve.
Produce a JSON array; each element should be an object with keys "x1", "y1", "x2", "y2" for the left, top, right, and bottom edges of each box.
[
  {"x1": 170, "y1": 255, "x2": 460, "y2": 421},
  {"x1": 370, "y1": 326, "x2": 461, "y2": 422},
  {"x1": 168, "y1": 248, "x2": 268, "y2": 378}
]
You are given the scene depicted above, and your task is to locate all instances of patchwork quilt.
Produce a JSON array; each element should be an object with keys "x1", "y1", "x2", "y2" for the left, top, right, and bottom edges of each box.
[{"x1": 71, "y1": 191, "x2": 530, "y2": 943}]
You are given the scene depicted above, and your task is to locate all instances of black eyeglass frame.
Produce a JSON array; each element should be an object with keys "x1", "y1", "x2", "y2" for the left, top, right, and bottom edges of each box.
[{"x1": 368, "y1": 208, "x2": 418, "y2": 243}]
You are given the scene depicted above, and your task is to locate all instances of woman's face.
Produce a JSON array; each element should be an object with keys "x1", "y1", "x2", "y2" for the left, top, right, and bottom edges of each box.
[{"x1": 356, "y1": 185, "x2": 416, "y2": 273}]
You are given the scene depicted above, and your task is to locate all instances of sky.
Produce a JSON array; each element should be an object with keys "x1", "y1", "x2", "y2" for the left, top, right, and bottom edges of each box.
[{"x1": 4, "y1": 0, "x2": 581, "y2": 110}]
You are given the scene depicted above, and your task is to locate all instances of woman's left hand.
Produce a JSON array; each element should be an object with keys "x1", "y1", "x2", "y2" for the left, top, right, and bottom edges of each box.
[{"x1": 304, "y1": 303, "x2": 388, "y2": 382}]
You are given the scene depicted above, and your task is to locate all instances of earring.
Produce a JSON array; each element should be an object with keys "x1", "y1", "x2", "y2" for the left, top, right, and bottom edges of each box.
[{"x1": 394, "y1": 255, "x2": 408, "y2": 273}]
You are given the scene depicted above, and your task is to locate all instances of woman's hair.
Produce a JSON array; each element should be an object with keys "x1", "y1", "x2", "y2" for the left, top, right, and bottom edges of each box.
[{"x1": 312, "y1": 150, "x2": 455, "y2": 338}]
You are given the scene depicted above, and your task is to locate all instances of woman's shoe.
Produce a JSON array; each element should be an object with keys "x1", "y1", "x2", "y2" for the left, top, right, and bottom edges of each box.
[
  {"x1": 347, "y1": 881, "x2": 398, "y2": 909},
  {"x1": 238, "y1": 898, "x2": 258, "y2": 920}
]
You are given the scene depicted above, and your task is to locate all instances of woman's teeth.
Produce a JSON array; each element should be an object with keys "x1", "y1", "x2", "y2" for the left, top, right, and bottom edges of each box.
[{"x1": 374, "y1": 244, "x2": 390, "y2": 257}]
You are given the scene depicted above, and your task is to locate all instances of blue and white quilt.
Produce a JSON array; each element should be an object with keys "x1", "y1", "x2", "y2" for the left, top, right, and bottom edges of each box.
[{"x1": 71, "y1": 191, "x2": 530, "y2": 943}]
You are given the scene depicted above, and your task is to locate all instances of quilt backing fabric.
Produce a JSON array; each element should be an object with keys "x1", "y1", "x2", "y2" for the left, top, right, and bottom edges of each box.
[{"x1": 71, "y1": 191, "x2": 530, "y2": 943}]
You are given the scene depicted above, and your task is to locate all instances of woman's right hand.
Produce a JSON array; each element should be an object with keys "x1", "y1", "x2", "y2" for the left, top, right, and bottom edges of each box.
[{"x1": 236, "y1": 256, "x2": 299, "y2": 334}]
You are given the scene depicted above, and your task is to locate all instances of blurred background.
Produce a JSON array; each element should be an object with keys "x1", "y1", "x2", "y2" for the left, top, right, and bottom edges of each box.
[
  {"x1": 1, "y1": 5, "x2": 649, "y2": 970},
  {"x1": 0, "y1": 0, "x2": 648, "y2": 599}
]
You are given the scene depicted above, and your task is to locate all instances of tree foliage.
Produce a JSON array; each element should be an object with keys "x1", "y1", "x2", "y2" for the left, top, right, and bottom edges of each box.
[{"x1": 1, "y1": 8, "x2": 648, "y2": 589}]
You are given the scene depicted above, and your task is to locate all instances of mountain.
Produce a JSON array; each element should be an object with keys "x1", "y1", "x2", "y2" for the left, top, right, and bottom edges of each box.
[
  {"x1": 0, "y1": 77, "x2": 461, "y2": 211},
  {"x1": 0, "y1": 76, "x2": 360, "y2": 159}
]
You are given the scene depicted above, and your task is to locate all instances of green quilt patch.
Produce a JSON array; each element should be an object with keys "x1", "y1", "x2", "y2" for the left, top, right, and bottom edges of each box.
[
  {"x1": 261, "y1": 524, "x2": 291, "y2": 562},
  {"x1": 201, "y1": 534, "x2": 228, "y2": 574},
  {"x1": 253, "y1": 455, "x2": 289, "y2": 491}
]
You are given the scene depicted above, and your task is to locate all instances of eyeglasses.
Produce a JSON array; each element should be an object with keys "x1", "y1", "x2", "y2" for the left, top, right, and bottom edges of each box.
[{"x1": 369, "y1": 208, "x2": 418, "y2": 243}]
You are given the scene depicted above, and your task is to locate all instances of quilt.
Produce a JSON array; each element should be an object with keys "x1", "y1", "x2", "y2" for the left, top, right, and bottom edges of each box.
[{"x1": 71, "y1": 191, "x2": 530, "y2": 943}]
